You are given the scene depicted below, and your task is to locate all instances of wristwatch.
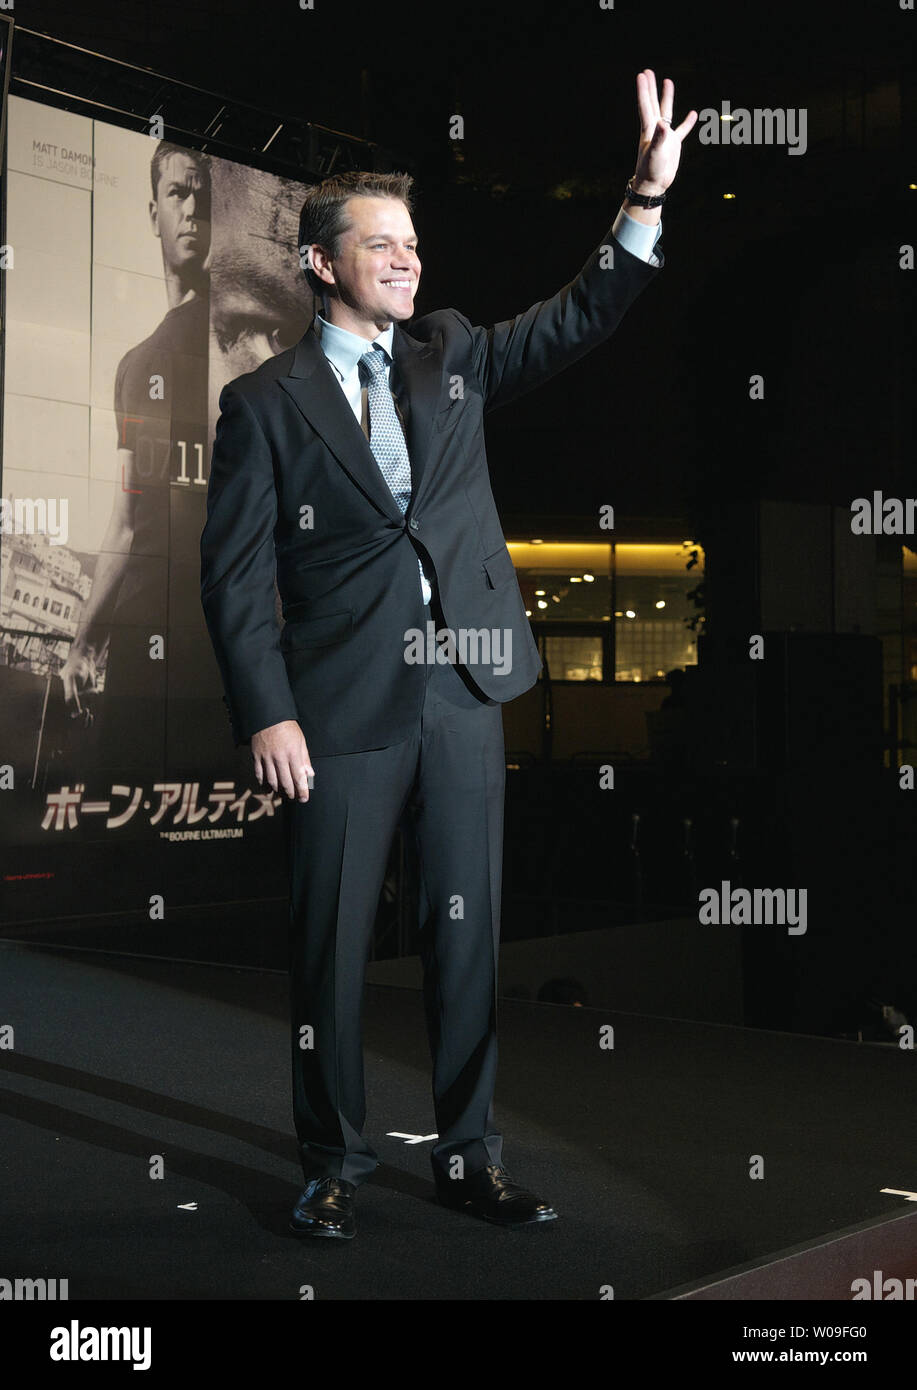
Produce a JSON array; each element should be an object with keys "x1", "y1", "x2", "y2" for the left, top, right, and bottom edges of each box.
[{"x1": 624, "y1": 177, "x2": 666, "y2": 209}]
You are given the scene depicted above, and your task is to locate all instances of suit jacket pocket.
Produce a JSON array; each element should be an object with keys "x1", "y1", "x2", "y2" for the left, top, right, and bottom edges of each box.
[
  {"x1": 433, "y1": 399, "x2": 462, "y2": 432},
  {"x1": 281, "y1": 609, "x2": 354, "y2": 650},
  {"x1": 482, "y1": 545, "x2": 516, "y2": 590}
]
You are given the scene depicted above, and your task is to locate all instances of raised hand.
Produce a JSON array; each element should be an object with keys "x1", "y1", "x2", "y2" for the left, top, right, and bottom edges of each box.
[{"x1": 633, "y1": 69, "x2": 697, "y2": 196}]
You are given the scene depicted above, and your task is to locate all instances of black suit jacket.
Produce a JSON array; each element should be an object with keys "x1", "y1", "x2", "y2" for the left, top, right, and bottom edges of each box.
[{"x1": 200, "y1": 220, "x2": 662, "y2": 756}]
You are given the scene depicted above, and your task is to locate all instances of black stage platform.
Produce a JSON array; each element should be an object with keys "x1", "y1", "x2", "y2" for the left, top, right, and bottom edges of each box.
[{"x1": 1, "y1": 940, "x2": 916, "y2": 1301}]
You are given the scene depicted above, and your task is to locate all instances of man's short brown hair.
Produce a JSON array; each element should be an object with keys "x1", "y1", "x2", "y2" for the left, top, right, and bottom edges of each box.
[
  {"x1": 297, "y1": 170, "x2": 414, "y2": 296},
  {"x1": 150, "y1": 140, "x2": 211, "y2": 200}
]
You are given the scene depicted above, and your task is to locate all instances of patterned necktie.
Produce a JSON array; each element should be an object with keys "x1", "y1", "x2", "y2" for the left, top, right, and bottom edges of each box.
[
  {"x1": 359, "y1": 343, "x2": 430, "y2": 601},
  {"x1": 358, "y1": 344, "x2": 412, "y2": 514}
]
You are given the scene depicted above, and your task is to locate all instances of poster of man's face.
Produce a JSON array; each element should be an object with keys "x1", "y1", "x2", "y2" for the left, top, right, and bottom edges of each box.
[
  {"x1": 150, "y1": 149, "x2": 212, "y2": 280},
  {"x1": 206, "y1": 157, "x2": 314, "y2": 422},
  {"x1": 0, "y1": 96, "x2": 314, "y2": 852}
]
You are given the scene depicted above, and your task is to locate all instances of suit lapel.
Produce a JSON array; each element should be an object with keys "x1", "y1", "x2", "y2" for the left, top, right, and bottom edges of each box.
[
  {"x1": 391, "y1": 323, "x2": 441, "y2": 509},
  {"x1": 278, "y1": 320, "x2": 402, "y2": 524},
  {"x1": 278, "y1": 317, "x2": 442, "y2": 523}
]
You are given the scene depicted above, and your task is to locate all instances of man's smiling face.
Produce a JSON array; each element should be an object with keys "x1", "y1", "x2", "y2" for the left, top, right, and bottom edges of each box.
[{"x1": 313, "y1": 195, "x2": 421, "y2": 338}]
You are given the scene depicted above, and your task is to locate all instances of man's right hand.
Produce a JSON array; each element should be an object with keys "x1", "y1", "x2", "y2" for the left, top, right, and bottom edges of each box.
[
  {"x1": 251, "y1": 720, "x2": 314, "y2": 802},
  {"x1": 60, "y1": 645, "x2": 99, "y2": 726}
]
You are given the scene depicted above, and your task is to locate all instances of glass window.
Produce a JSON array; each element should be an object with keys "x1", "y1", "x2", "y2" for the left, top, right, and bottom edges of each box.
[
  {"x1": 508, "y1": 542, "x2": 612, "y2": 623},
  {"x1": 543, "y1": 634, "x2": 604, "y2": 681},
  {"x1": 904, "y1": 546, "x2": 917, "y2": 682},
  {"x1": 509, "y1": 538, "x2": 703, "y2": 683},
  {"x1": 614, "y1": 544, "x2": 702, "y2": 683}
]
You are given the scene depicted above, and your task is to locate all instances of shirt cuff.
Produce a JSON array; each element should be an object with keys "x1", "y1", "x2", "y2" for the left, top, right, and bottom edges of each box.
[{"x1": 612, "y1": 205, "x2": 663, "y2": 268}]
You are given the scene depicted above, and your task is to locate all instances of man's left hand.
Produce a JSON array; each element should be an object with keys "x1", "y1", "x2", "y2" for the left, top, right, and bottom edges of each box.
[{"x1": 632, "y1": 69, "x2": 697, "y2": 196}]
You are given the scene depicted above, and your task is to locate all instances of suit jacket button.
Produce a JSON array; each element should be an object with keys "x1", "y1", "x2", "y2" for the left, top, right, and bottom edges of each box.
[{"x1": 409, "y1": 518, "x2": 419, "y2": 530}]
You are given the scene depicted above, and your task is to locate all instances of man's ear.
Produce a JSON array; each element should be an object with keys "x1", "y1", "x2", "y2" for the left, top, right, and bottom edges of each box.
[{"x1": 309, "y1": 244, "x2": 336, "y2": 288}]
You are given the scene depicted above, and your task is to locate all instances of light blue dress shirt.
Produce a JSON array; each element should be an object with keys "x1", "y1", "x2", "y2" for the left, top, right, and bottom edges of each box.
[
  {"x1": 315, "y1": 207, "x2": 662, "y2": 605},
  {"x1": 611, "y1": 204, "x2": 663, "y2": 266}
]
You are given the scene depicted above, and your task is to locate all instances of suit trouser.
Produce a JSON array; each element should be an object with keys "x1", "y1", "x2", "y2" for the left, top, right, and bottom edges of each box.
[{"x1": 283, "y1": 652, "x2": 506, "y2": 1187}]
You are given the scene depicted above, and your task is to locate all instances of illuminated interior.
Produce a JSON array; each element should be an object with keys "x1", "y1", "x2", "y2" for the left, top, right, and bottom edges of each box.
[{"x1": 507, "y1": 540, "x2": 705, "y2": 683}]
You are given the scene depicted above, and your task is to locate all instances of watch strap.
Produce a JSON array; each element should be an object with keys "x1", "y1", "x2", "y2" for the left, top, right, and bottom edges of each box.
[{"x1": 624, "y1": 178, "x2": 666, "y2": 209}]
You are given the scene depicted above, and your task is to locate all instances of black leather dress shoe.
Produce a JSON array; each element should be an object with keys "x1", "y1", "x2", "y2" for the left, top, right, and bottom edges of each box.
[
  {"x1": 290, "y1": 1177, "x2": 357, "y2": 1239},
  {"x1": 434, "y1": 1164, "x2": 557, "y2": 1227}
]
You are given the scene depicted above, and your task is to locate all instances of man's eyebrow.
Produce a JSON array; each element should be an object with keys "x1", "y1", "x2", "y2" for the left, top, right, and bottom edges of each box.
[{"x1": 360, "y1": 234, "x2": 419, "y2": 244}]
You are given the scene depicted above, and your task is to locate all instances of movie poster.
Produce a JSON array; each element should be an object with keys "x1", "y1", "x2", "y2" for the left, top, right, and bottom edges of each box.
[{"x1": 0, "y1": 96, "x2": 314, "y2": 912}]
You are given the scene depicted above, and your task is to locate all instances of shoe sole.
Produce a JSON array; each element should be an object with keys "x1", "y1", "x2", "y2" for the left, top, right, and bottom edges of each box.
[
  {"x1": 289, "y1": 1221, "x2": 355, "y2": 1239},
  {"x1": 436, "y1": 1195, "x2": 558, "y2": 1227},
  {"x1": 479, "y1": 1210, "x2": 558, "y2": 1228}
]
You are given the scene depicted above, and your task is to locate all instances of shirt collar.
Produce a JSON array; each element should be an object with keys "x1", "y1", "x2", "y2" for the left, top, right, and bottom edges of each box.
[{"x1": 315, "y1": 314, "x2": 395, "y2": 379}]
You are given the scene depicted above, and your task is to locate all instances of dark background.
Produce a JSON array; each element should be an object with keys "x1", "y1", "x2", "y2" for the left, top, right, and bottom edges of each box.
[
  {"x1": 3, "y1": 1, "x2": 915, "y2": 1036},
  {"x1": 13, "y1": 0, "x2": 914, "y2": 520}
]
